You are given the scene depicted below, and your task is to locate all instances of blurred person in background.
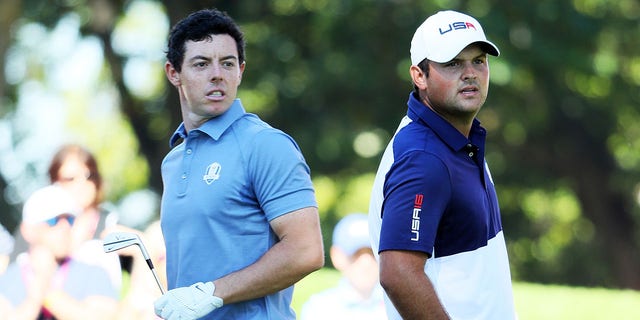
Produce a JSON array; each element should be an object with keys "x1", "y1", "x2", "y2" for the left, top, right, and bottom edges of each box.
[
  {"x1": 10, "y1": 144, "x2": 126, "y2": 291},
  {"x1": 0, "y1": 223, "x2": 14, "y2": 274},
  {"x1": 46, "y1": 144, "x2": 126, "y2": 289},
  {"x1": 0, "y1": 184, "x2": 118, "y2": 319},
  {"x1": 300, "y1": 213, "x2": 386, "y2": 320}
]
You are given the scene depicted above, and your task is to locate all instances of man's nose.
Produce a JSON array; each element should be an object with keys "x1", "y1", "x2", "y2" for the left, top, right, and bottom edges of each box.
[
  {"x1": 210, "y1": 64, "x2": 222, "y2": 82},
  {"x1": 461, "y1": 62, "x2": 477, "y2": 80}
]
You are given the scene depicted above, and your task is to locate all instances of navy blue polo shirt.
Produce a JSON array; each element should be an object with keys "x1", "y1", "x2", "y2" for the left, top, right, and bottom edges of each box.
[
  {"x1": 368, "y1": 93, "x2": 516, "y2": 319},
  {"x1": 377, "y1": 93, "x2": 501, "y2": 258}
]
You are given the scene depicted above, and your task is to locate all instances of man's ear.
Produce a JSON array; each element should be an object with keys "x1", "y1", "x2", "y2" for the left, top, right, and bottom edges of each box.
[
  {"x1": 238, "y1": 61, "x2": 246, "y2": 85},
  {"x1": 165, "y1": 61, "x2": 181, "y2": 87},
  {"x1": 329, "y1": 246, "x2": 349, "y2": 272},
  {"x1": 410, "y1": 65, "x2": 428, "y2": 91}
]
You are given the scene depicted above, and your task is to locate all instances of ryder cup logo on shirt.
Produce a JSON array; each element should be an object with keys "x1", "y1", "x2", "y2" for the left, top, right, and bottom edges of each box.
[{"x1": 203, "y1": 162, "x2": 221, "y2": 185}]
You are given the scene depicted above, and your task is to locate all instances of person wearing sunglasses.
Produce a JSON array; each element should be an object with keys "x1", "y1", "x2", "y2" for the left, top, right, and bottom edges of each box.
[
  {"x1": 9, "y1": 144, "x2": 125, "y2": 288},
  {"x1": 47, "y1": 144, "x2": 126, "y2": 292},
  {"x1": 0, "y1": 185, "x2": 118, "y2": 320}
]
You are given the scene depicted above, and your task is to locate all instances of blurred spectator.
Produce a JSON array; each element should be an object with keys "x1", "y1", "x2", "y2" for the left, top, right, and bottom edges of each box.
[
  {"x1": 48, "y1": 144, "x2": 125, "y2": 288},
  {"x1": 0, "y1": 223, "x2": 14, "y2": 274},
  {"x1": 116, "y1": 220, "x2": 166, "y2": 319},
  {"x1": 0, "y1": 184, "x2": 118, "y2": 319},
  {"x1": 300, "y1": 213, "x2": 386, "y2": 320},
  {"x1": 11, "y1": 144, "x2": 125, "y2": 290}
]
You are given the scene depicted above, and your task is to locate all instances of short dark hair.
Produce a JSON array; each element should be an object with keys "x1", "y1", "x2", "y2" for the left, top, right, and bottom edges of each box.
[
  {"x1": 166, "y1": 8, "x2": 245, "y2": 72},
  {"x1": 413, "y1": 58, "x2": 430, "y2": 94}
]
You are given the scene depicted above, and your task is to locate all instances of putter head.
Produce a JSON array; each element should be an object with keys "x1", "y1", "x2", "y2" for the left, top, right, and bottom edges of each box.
[{"x1": 103, "y1": 232, "x2": 141, "y2": 253}]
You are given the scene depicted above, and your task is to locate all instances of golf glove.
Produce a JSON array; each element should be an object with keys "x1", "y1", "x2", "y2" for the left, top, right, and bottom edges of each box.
[{"x1": 154, "y1": 281, "x2": 223, "y2": 320}]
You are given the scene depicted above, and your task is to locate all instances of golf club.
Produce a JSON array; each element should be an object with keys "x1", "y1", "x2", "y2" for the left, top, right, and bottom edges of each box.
[{"x1": 103, "y1": 231, "x2": 166, "y2": 294}]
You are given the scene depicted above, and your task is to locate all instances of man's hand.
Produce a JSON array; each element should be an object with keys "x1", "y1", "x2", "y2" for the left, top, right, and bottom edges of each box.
[{"x1": 154, "y1": 281, "x2": 223, "y2": 320}]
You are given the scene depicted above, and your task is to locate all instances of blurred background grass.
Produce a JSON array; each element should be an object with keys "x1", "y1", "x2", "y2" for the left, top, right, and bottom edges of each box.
[{"x1": 293, "y1": 268, "x2": 640, "y2": 319}]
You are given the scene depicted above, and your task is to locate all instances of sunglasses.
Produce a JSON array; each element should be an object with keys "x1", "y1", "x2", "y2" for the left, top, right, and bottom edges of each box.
[
  {"x1": 58, "y1": 171, "x2": 94, "y2": 184},
  {"x1": 46, "y1": 214, "x2": 76, "y2": 227}
]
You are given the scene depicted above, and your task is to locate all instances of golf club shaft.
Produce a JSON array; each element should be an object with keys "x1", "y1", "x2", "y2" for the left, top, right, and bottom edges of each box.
[{"x1": 148, "y1": 261, "x2": 166, "y2": 294}]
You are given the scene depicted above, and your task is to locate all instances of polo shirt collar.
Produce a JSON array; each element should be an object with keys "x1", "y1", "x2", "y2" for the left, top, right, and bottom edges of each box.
[
  {"x1": 169, "y1": 99, "x2": 246, "y2": 147},
  {"x1": 406, "y1": 92, "x2": 486, "y2": 152}
]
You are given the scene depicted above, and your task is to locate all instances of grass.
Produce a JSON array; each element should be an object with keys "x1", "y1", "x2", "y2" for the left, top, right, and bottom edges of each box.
[
  {"x1": 292, "y1": 268, "x2": 640, "y2": 319},
  {"x1": 512, "y1": 282, "x2": 640, "y2": 319}
]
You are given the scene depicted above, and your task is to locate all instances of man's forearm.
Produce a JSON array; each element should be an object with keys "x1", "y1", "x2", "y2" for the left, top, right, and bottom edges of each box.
[
  {"x1": 379, "y1": 250, "x2": 449, "y2": 319},
  {"x1": 214, "y1": 207, "x2": 324, "y2": 304},
  {"x1": 384, "y1": 275, "x2": 449, "y2": 319}
]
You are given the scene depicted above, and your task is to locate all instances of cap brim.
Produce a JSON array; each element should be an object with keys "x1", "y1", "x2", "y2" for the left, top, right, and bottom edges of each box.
[
  {"x1": 430, "y1": 40, "x2": 500, "y2": 64},
  {"x1": 479, "y1": 40, "x2": 500, "y2": 57}
]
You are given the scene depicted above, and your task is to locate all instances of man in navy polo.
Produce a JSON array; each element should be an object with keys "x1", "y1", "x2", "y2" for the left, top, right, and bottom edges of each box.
[{"x1": 368, "y1": 10, "x2": 517, "y2": 319}]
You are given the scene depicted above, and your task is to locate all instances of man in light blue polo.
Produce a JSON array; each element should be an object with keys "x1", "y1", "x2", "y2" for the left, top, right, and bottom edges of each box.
[
  {"x1": 368, "y1": 10, "x2": 516, "y2": 319},
  {"x1": 154, "y1": 9, "x2": 324, "y2": 320}
]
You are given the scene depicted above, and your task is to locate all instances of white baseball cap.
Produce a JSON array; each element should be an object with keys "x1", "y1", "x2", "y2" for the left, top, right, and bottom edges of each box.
[
  {"x1": 410, "y1": 10, "x2": 500, "y2": 65},
  {"x1": 332, "y1": 213, "x2": 371, "y2": 257},
  {"x1": 22, "y1": 184, "x2": 80, "y2": 225}
]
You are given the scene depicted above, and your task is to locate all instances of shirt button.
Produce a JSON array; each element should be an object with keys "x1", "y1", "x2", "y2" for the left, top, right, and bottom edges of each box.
[
  {"x1": 186, "y1": 149, "x2": 192, "y2": 155},
  {"x1": 181, "y1": 174, "x2": 187, "y2": 179}
]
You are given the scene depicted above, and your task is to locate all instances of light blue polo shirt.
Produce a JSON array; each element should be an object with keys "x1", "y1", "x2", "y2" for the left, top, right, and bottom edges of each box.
[
  {"x1": 368, "y1": 93, "x2": 516, "y2": 319},
  {"x1": 160, "y1": 99, "x2": 317, "y2": 319}
]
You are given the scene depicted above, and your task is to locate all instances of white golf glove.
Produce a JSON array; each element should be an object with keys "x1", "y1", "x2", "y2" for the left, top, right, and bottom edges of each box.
[{"x1": 154, "y1": 281, "x2": 223, "y2": 320}]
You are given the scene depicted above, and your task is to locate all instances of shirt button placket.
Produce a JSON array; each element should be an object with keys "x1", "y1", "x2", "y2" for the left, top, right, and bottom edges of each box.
[
  {"x1": 466, "y1": 144, "x2": 474, "y2": 158},
  {"x1": 179, "y1": 142, "x2": 194, "y2": 195}
]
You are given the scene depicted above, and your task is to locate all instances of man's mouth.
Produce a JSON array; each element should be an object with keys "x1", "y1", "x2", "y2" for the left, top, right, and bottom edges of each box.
[
  {"x1": 207, "y1": 90, "x2": 223, "y2": 97},
  {"x1": 460, "y1": 86, "x2": 478, "y2": 93}
]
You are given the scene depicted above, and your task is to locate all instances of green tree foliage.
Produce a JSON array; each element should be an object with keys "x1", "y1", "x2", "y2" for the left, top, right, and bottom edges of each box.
[
  {"x1": 1, "y1": 0, "x2": 639, "y2": 289},
  {"x1": 480, "y1": 0, "x2": 640, "y2": 288}
]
